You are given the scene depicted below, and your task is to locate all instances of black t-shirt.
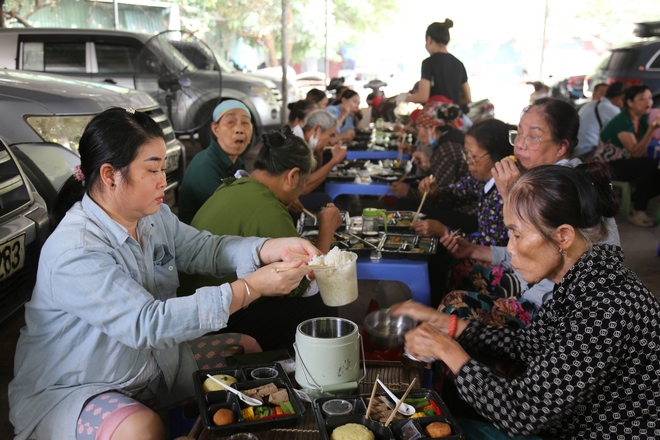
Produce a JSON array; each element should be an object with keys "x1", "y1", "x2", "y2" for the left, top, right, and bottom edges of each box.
[{"x1": 420, "y1": 52, "x2": 468, "y2": 105}]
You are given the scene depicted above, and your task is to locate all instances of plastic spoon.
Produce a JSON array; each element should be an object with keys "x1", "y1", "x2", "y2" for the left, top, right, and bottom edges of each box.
[
  {"x1": 376, "y1": 378, "x2": 415, "y2": 416},
  {"x1": 205, "y1": 374, "x2": 262, "y2": 406}
]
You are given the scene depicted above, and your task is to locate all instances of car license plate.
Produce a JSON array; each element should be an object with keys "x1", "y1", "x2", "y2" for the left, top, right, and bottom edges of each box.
[
  {"x1": 166, "y1": 151, "x2": 180, "y2": 172},
  {"x1": 0, "y1": 234, "x2": 25, "y2": 281}
]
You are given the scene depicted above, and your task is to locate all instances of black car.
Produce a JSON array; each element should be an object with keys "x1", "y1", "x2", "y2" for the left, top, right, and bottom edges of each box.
[{"x1": 585, "y1": 22, "x2": 660, "y2": 106}]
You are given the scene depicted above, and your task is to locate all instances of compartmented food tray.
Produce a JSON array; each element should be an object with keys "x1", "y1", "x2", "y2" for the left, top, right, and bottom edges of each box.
[
  {"x1": 377, "y1": 234, "x2": 437, "y2": 260},
  {"x1": 312, "y1": 388, "x2": 465, "y2": 439},
  {"x1": 327, "y1": 169, "x2": 361, "y2": 181},
  {"x1": 297, "y1": 211, "x2": 351, "y2": 231},
  {"x1": 300, "y1": 230, "x2": 377, "y2": 257},
  {"x1": 378, "y1": 211, "x2": 423, "y2": 231},
  {"x1": 193, "y1": 362, "x2": 305, "y2": 435}
]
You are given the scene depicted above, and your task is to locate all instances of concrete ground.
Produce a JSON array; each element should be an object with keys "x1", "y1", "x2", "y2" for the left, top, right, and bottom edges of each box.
[{"x1": 1, "y1": 138, "x2": 658, "y2": 438}]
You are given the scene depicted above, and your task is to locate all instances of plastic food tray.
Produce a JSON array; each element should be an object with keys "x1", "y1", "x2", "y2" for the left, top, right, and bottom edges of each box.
[
  {"x1": 300, "y1": 230, "x2": 376, "y2": 257},
  {"x1": 377, "y1": 234, "x2": 438, "y2": 260},
  {"x1": 378, "y1": 211, "x2": 423, "y2": 232},
  {"x1": 312, "y1": 388, "x2": 465, "y2": 439},
  {"x1": 193, "y1": 362, "x2": 305, "y2": 435}
]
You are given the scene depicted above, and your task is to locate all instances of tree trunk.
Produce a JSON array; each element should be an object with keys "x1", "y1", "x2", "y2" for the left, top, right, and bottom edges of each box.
[
  {"x1": 0, "y1": 0, "x2": 5, "y2": 27},
  {"x1": 262, "y1": 33, "x2": 278, "y2": 67}
]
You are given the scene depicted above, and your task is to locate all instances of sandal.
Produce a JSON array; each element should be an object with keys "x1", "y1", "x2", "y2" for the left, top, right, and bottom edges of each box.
[{"x1": 627, "y1": 211, "x2": 655, "y2": 228}]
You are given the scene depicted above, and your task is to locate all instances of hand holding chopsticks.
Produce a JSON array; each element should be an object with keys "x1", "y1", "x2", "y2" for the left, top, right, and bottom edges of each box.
[{"x1": 384, "y1": 378, "x2": 418, "y2": 427}]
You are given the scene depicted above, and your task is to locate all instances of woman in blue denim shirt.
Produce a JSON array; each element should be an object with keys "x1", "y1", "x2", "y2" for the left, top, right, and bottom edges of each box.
[{"x1": 8, "y1": 108, "x2": 319, "y2": 440}]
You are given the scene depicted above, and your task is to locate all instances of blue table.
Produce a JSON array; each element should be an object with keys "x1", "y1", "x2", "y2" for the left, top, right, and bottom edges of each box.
[
  {"x1": 346, "y1": 150, "x2": 410, "y2": 161},
  {"x1": 356, "y1": 256, "x2": 431, "y2": 306},
  {"x1": 325, "y1": 181, "x2": 392, "y2": 202}
]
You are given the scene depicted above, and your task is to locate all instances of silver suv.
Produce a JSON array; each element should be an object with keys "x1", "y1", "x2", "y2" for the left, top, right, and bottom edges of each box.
[
  {"x1": 0, "y1": 69, "x2": 184, "y2": 209},
  {"x1": 0, "y1": 28, "x2": 283, "y2": 146},
  {"x1": 0, "y1": 138, "x2": 49, "y2": 324}
]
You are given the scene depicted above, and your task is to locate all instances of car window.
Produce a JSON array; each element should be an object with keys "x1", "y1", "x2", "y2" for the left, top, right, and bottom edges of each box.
[
  {"x1": 22, "y1": 42, "x2": 85, "y2": 73},
  {"x1": 96, "y1": 44, "x2": 140, "y2": 74},
  {"x1": 608, "y1": 49, "x2": 639, "y2": 70},
  {"x1": 648, "y1": 49, "x2": 660, "y2": 70}
]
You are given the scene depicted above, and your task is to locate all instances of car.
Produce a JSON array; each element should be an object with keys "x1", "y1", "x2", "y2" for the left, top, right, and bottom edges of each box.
[
  {"x1": 584, "y1": 21, "x2": 660, "y2": 105},
  {"x1": 251, "y1": 66, "x2": 304, "y2": 104},
  {"x1": 0, "y1": 69, "x2": 184, "y2": 209},
  {"x1": 0, "y1": 138, "x2": 49, "y2": 324},
  {"x1": 0, "y1": 28, "x2": 283, "y2": 146}
]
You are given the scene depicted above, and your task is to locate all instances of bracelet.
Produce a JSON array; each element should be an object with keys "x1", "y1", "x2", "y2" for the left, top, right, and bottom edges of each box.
[
  {"x1": 240, "y1": 278, "x2": 251, "y2": 309},
  {"x1": 448, "y1": 315, "x2": 458, "y2": 340}
]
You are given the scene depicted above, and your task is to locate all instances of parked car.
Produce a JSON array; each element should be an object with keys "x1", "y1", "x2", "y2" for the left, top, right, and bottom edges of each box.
[
  {"x1": 0, "y1": 28, "x2": 282, "y2": 146},
  {"x1": 584, "y1": 21, "x2": 660, "y2": 105},
  {"x1": 0, "y1": 138, "x2": 50, "y2": 324},
  {"x1": 252, "y1": 66, "x2": 304, "y2": 104},
  {"x1": 0, "y1": 69, "x2": 184, "y2": 209}
]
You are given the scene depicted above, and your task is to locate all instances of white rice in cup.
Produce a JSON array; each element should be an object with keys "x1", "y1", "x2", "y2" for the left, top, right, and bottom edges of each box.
[{"x1": 310, "y1": 248, "x2": 359, "y2": 307}]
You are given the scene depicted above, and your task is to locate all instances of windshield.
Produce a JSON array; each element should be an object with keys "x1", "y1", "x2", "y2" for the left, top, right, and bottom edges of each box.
[{"x1": 215, "y1": 56, "x2": 237, "y2": 73}]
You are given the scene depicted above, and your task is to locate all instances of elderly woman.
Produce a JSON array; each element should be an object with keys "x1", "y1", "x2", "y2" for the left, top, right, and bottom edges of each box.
[
  {"x1": 189, "y1": 126, "x2": 342, "y2": 349},
  {"x1": 9, "y1": 108, "x2": 317, "y2": 440},
  {"x1": 392, "y1": 164, "x2": 660, "y2": 439},
  {"x1": 178, "y1": 100, "x2": 253, "y2": 224},
  {"x1": 597, "y1": 84, "x2": 660, "y2": 227},
  {"x1": 438, "y1": 98, "x2": 620, "y2": 324},
  {"x1": 411, "y1": 118, "x2": 513, "y2": 246},
  {"x1": 390, "y1": 100, "x2": 473, "y2": 220}
]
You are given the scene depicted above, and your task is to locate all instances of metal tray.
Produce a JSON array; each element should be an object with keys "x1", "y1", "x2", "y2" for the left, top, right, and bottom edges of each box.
[
  {"x1": 193, "y1": 362, "x2": 305, "y2": 435},
  {"x1": 312, "y1": 388, "x2": 465, "y2": 439},
  {"x1": 297, "y1": 211, "x2": 351, "y2": 232},
  {"x1": 376, "y1": 234, "x2": 437, "y2": 260},
  {"x1": 300, "y1": 230, "x2": 376, "y2": 257}
]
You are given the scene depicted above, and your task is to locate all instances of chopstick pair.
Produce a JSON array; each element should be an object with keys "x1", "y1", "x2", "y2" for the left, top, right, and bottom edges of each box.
[
  {"x1": 365, "y1": 374, "x2": 418, "y2": 426},
  {"x1": 411, "y1": 190, "x2": 428, "y2": 224},
  {"x1": 302, "y1": 208, "x2": 316, "y2": 219},
  {"x1": 377, "y1": 173, "x2": 409, "y2": 201}
]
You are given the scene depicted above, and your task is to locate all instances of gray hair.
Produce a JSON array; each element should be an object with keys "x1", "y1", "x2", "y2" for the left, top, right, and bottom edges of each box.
[{"x1": 303, "y1": 109, "x2": 337, "y2": 132}]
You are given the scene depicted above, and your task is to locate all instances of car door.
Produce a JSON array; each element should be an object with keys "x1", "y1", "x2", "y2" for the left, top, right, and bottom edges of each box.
[{"x1": 17, "y1": 34, "x2": 92, "y2": 82}]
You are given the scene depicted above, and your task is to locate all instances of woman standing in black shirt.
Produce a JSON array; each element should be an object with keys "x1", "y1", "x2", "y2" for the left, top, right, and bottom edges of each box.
[{"x1": 402, "y1": 20, "x2": 472, "y2": 108}]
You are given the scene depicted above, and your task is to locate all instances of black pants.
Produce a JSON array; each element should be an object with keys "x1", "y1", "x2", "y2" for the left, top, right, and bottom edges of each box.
[
  {"x1": 221, "y1": 294, "x2": 338, "y2": 351},
  {"x1": 608, "y1": 157, "x2": 660, "y2": 211}
]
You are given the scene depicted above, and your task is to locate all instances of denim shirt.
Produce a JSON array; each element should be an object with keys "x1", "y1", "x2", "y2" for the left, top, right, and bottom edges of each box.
[{"x1": 9, "y1": 195, "x2": 267, "y2": 440}]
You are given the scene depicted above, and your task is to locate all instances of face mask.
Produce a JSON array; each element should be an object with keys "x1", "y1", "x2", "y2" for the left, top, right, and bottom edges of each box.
[
  {"x1": 429, "y1": 135, "x2": 438, "y2": 148},
  {"x1": 308, "y1": 134, "x2": 319, "y2": 150}
]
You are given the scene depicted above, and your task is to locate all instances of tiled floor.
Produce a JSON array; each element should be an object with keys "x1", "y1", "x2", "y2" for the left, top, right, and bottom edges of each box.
[{"x1": 1, "y1": 138, "x2": 658, "y2": 438}]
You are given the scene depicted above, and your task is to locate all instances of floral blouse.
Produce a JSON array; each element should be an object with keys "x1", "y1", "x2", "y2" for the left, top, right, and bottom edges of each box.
[
  {"x1": 454, "y1": 244, "x2": 660, "y2": 439},
  {"x1": 432, "y1": 174, "x2": 507, "y2": 246}
]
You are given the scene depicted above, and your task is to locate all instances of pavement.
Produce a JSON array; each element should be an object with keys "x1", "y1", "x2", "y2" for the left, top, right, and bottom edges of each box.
[{"x1": 1, "y1": 138, "x2": 658, "y2": 438}]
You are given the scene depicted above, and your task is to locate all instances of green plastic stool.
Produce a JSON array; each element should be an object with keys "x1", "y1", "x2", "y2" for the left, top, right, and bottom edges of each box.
[{"x1": 611, "y1": 180, "x2": 634, "y2": 218}]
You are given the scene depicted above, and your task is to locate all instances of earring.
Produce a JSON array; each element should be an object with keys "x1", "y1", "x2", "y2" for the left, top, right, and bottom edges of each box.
[{"x1": 559, "y1": 248, "x2": 566, "y2": 256}]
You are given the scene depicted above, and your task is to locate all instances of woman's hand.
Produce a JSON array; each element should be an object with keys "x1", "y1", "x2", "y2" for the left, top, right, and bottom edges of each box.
[
  {"x1": 390, "y1": 300, "x2": 438, "y2": 323},
  {"x1": 412, "y1": 151, "x2": 431, "y2": 173},
  {"x1": 404, "y1": 323, "x2": 471, "y2": 375},
  {"x1": 244, "y1": 261, "x2": 312, "y2": 298},
  {"x1": 259, "y1": 237, "x2": 321, "y2": 265},
  {"x1": 317, "y1": 204, "x2": 343, "y2": 232},
  {"x1": 287, "y1": 198, "x2": 304, "y2": 214},
  {"x1": 410, "y1": 219, "x2": 447, "y2": 237},
  {"x1": 439, "y1": 231, "x2": 474, "y2": 260},
  {"x1": 389, "y1": 181, "x2": 410, "y2": 197},
  {"x1": 491, "y1": 156, "x2": 521, "y2": 200},
  {"x1": 417, "y1": 176, "x2": 437, "y2": 195}
]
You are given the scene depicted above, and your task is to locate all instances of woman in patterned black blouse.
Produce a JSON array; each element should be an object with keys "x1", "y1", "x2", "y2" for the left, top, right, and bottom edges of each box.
[{"x1": 392, "y1": 164, "x2": 660, "y2": 439}]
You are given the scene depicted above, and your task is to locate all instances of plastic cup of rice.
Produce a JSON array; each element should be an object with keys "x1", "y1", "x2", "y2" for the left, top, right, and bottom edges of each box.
[{"x1": 310, "y1": 248, "x2": 359, "y2": 307}]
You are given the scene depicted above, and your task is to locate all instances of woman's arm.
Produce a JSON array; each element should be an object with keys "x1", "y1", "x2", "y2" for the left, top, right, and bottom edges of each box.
[
  {"x1": 406, "y1": 79, "x2": 431, "y2": 104},
  {"x1": 303, "y1": 143, "x2": 347, "y2": 193},
  {"x1": 459, "y1": 81, "x2": 472, "y2": 106},
  {"x1": 617, "y1": 117, "x2": 659, "y2": 157}
]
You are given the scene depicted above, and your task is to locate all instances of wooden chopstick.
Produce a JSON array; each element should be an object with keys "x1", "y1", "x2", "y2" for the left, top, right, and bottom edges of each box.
[
  {"x1": 365, "y1": 373, "x2": 380, "y2": 420},
  {"x1": 377, "y1": 173, "x2": 409, "y2": 201},
  {"x1": 384, "y1": 377, "x2": 417, "y2": 427},
  {"x1": 411, "y1": 190, "x2": 429, "y2": 224},
  {"x1": 302, "y1": 208, "x2": 316, "y2": 219},
  {"x1": 449, "y1": 228, "x2": 462, "y2": 238},
  {"x1": 272, "y1": 264, "x2": 326, "y2": 273}
]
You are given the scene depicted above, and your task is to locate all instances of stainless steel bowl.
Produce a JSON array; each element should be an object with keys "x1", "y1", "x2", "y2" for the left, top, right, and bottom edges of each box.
[{"x1": 363, "y1": 309, "x2": 416, "y2": 348}]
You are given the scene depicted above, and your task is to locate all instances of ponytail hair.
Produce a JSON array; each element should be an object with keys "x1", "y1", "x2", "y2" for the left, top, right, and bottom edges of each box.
[
  {"x1": 287, "y1": 99, "x2": 318, "y2": 124},
  {"x1": 49, "y1": 107, "x2": 165, "y2": 230},
  {"x1": 426, "y1": 19, "x2": 454, "y2": 45},
  {"x1": 507, "y1": 163, "x2": 617, "y2": 246},
  {"x1": 254, "y1": 126, "x2": 316, "y2": 176}
]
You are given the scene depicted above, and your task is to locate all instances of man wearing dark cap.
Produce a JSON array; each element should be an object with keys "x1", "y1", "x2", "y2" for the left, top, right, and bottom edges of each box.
[{"x1": 576, "y1": 81, "x2": 626, "y2": 158}]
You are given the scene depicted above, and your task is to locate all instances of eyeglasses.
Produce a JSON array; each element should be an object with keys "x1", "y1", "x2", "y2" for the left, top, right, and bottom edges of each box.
[
  {"x1": 508, "y1": 130, "x2": 551, "y2": 150},
  {"x1": 462, "y1": 151, "x2": 490, "y2": 166}
]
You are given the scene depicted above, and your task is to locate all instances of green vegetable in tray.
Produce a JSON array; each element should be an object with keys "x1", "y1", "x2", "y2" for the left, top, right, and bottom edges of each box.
[
  {"x1": 280, "y1": 401, "x2": 295, "y2": 414},
  {"x1": 404, "y1": 397, "x2": 430, "y2": 409}
]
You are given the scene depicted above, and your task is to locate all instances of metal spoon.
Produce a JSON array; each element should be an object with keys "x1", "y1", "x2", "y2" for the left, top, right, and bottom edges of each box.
[
  {"x1": 205, "y1": 374, "x2": 262, "y2": 406},
  {"x1": 376, "y1": 378, "x2": 416, "y2": 416}
]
